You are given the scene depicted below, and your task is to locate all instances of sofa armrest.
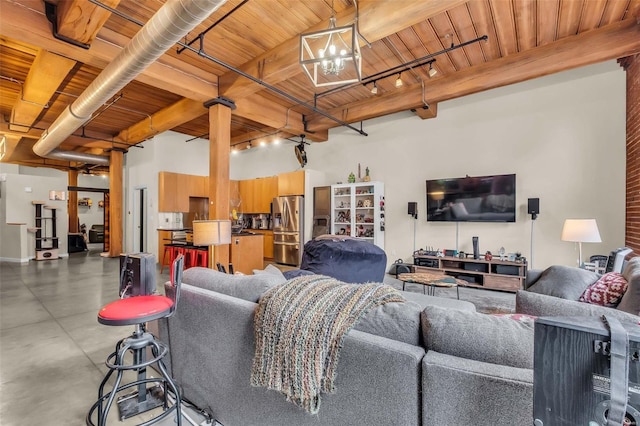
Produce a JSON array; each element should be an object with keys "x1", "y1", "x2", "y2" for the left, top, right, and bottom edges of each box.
[
  {"x1": 422, "y1": 351, "x2": 533, "y2": 426},
  {"x1": 163, "y1": 283, "x2": 425, "y2": 426},
  {"x1": 525, "y1": 269, "x2": 543, "y2": 289},
  {"x1": 516, "y1": 290, "x2": 640, "y2": 324}
]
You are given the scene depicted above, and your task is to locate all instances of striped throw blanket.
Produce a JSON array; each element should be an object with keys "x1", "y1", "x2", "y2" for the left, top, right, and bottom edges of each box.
[{"x1": 250, "y1": 275, "x2": 404, "y2": 414}]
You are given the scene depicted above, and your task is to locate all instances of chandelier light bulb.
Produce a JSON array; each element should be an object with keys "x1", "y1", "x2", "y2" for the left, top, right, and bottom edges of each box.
[
  {"x1": 329, "y1": 44, "x2": 336, "y2": 55},
  {"x1": 340, "y1": 49, "x2": 346, "y2": 56},
  {"x1": 318, "y1": 49, "x2": 324, "y2": 58}
]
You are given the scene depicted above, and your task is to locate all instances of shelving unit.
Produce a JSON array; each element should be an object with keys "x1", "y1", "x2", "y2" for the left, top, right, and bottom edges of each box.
[
  {"x1": 32, "y1": 201, "x2": 59, "y2": 260},
  {"x1": 413, "y1": 255, "x2": 527, "y2": 292},
  {"x1": 330, "y1": 182, "x2": 384, "y2": 249}
]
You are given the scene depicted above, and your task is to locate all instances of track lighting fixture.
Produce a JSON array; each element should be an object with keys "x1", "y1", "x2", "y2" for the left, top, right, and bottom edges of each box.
[
  {"x1": 428, "y1": 62, "x2": 437, "y2": 78},
  {"x1": 247, "y1": 142, "x2": 252, "y2": 150},
  {"x1": 370, "y1": 81, "x2": 378, "y2": 94},
  {"x1": 395, "y1": 73, "x2": 403, "y2": 88}
]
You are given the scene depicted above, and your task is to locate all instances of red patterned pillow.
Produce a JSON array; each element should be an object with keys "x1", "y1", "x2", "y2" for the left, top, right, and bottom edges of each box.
[{"x1": 579, "y1": 272, "x2": 628, "y2": 307}]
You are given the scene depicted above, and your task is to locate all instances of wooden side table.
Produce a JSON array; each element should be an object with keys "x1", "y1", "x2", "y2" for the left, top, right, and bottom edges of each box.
[{"x1": 398, "y1": 272, "x2": 467, "y2": 299}]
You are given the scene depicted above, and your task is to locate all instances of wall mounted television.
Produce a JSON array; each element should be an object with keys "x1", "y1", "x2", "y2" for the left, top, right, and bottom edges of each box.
[{"x1": 426, "y1": 174, "x2": 516, "y2": 222}]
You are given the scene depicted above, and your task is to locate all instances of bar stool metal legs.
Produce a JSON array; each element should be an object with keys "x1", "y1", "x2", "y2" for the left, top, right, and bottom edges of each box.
[{"x1": 86, "y1": 324, "x2": 182, "y2": 426}]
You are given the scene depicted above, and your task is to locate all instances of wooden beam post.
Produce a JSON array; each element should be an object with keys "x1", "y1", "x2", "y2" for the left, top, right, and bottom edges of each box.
[
  {"x1": 107, "y1": 150, "x2": 123, "y2": 257},
  {"x1": 68, "y1": 170, "x2": 78, "y2": 233},
  {"x1": 208, "y1": 103, "x2": 232, "y2": 269}
]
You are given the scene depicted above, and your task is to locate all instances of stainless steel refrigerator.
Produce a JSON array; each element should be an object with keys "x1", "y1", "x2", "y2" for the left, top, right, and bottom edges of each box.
[{"x1": 273, "y1": 195, "x2": 304, "y2": 266}]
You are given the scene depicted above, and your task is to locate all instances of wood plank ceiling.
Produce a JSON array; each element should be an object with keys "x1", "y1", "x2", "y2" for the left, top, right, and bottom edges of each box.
[{"x1": 0, "y1": 0, "x2": 639, "y2": 173}]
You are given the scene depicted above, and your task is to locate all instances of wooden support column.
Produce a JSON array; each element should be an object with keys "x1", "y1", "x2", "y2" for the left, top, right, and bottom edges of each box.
[
  {"x1": 68, "y1": 170, "x2": 78, "y2": 233},
  {"x1": 208, "y1": 103, "x2": 231, "y2": 268},
  {"x1": 107, "y1": 150, "x2": 123, "y2": 257}
]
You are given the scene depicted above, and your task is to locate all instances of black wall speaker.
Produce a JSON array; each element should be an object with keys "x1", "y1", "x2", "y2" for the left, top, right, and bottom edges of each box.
[
  {"x1": 119, "y1": 253, "x2": 156, "y2": 297},
  {"x1": 528, "y1": 198, "x2": 540, "y2": 220},
  {"x1": 408, "y1": 202, "x2": 417, "y2": 219}
]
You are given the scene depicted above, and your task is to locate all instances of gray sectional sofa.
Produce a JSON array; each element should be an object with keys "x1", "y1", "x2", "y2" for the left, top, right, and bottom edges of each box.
[
  {"x1": 160, "y1": 266, "x2": 537, "y2": 426},
  {"x1": 158, "y1": 261, "x2": 640, "y2": 425}
]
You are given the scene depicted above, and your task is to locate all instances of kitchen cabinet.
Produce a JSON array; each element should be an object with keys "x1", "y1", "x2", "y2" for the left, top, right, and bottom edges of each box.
[
  {"x1": 252, "y1": 229, "x2": 274, "y2": 259},
  {"x1": 229, "y1": 234, "x2": 264, "y2": 274},
  {"x1": 277, "y1": 171, "x2": 305, "y2": 196},
  {"x1": 238, "y1": 176, "x2": 277, "y2": 213},
  {"x1": 158, "y1": 172, "x2": 208, "y2": 212},
  {"x1": 157, "y1": 230, "x2": 172, "y2": 265},
  {"x1": 158, "y1": 172, "x2": 188, "y2": 212}
]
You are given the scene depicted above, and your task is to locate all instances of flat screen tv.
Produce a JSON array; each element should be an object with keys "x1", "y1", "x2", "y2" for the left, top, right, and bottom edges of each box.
[{"x1": 426, "y1": 174, "x2": 516, "y2": 222}]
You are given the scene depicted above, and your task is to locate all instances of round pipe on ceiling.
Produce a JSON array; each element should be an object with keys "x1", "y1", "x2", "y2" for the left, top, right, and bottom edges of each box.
[{"x1": 33, "y1": 0, "x2": 229, "y2": 165}]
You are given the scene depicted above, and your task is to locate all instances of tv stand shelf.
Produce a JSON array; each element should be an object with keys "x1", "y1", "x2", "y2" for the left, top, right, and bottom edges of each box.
[{"x1": 412, "y1": 255, "x2": 527, "y2": 292}]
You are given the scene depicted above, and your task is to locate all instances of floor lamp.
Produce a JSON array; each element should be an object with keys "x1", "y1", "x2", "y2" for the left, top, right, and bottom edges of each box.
[
  {"x1": 561, "y1": 219, "x2": 602, "y2": 268},
  {"x1": 193, "y1": 220, "x2": 232, "y2": 270}
]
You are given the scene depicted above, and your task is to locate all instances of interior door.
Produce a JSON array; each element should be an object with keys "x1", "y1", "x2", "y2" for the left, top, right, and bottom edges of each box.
[{"x1": 132, "y1": 187, "x2": 147, "y2": 252}]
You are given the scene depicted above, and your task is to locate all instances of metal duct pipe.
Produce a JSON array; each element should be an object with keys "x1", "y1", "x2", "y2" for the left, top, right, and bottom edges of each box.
[{"x1": 33, "y1": 0, "x2": 228, "y2": 164}]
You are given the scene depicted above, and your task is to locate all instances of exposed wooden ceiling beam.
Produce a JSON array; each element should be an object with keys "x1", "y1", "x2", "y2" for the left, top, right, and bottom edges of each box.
[
  {"x1": 306, "y1": 19, "x2": 640, "y2": 130},
  {"x1": 56, "y1": 0, "x2": 122, "y2": 45},
  {"x1": 218, "y1": 0, "x2": 467, "y2": 100},
  {"x1": 1, "y1": 0, "x2": 218, "y2": 100},
  {"x1": 412, "y1": 103, "x2": 438, "y2": 120},
  {"x1": 10, "y1": 49, "x2": 76, "y2": 132}
]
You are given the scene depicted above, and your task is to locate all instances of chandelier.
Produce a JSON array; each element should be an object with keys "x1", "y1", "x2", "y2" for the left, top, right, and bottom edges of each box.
[{"x1": 299, "y1": 10, "x2": 361, "y2": 87}]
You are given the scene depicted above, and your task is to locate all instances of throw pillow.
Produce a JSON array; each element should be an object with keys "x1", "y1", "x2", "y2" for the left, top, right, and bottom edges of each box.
[
  {"x1": 421, "y1": 305, "x2": 534, "y2": 369},
  {"x1": 617, "y1": 257, "x2": 640, "y2": 315},
  {"x1": 578, "y1": 272, "x2": 628, "y2": 307},
  {"x1": 527, "y1": 265, "x2": 600, "y2": 300},
  {"x1": 252, "y1": 264, "x2": 287, "y2": 281},
  {"x1": 182, "y1": 266, "x2": 285, "y2": 303}
]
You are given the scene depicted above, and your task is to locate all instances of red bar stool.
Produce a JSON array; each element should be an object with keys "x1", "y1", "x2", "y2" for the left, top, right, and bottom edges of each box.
[
  {"x1": 194, "y1": 247, "x2": 208, "y2": 267},
  {"x1": 183, "y1": 247, "x2": 197, "y2": 269},
  {"x1": 86, "y1": 255, "x2": 185, "y2": 426},
  {"x1": 160, "y1": 244, "x2": 178, "y2": 274}
]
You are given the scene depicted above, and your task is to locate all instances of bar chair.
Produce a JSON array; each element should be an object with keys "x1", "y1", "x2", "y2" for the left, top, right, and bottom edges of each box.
[{"x1": 86, "y1": 254, "x2": 185, "y2": 426}]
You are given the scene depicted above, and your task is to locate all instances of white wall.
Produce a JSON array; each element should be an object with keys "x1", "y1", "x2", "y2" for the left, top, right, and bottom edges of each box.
[
  {"x1": 228, "y1": 61, "x2": 626, "y2": 269},
  {"x1": 125, "y1": 131, "x2": 211, "y2": 256}
]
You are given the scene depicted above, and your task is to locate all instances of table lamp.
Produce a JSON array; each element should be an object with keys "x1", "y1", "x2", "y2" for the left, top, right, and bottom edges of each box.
[
  {"x1": 193, "y1": 220, "x2": 232, "y2": 269},
  {"x1": 561, "y1": 219, "x2": 601, "y2": 267}
]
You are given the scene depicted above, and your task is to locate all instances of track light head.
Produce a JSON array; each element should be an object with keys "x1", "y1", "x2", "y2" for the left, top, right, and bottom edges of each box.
[
  {"x1": 370, "y1": 81, "x2": 378, "y2": 94},
  {"x1": 428, "y1": 62, "x2": 437, "y2": 78},
  {"x1": 395, "y1": 73, "x2": 403, "y2": 88}
]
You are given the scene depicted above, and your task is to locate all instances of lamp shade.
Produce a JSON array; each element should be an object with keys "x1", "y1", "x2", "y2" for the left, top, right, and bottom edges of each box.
[
  {"x1": 561, "y1": 219, "x2": 602, "y2": 243},
  {"x1": 193, "y1": 220, "x2": 232, "y2": 246}
]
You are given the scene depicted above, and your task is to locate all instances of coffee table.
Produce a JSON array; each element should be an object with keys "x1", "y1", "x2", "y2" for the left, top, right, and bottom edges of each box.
[{"x1": 397, "y1": 272, "x2": 466, "y2": 299}]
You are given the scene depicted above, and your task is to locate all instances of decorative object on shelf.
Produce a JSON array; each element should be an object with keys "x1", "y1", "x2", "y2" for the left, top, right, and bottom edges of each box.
[
  {"x1": 499, "y1": 246, "x2": 506, "y2": 261},
  {"x1": 363, "y1": 166, "x2": 371, "y2": 182},
  {"x1": 363, "y1": 199, "x2": 371, "y2": 208},
  {"x1": 299, "y1": 0, "x2": 362, "y2": 87},
  {"x1": 484, "y1": 251, "x2": 493, "y2": 261},
  {"x1": 78, "y1": 197, "x2": 92, "y2": 207},
  {"x1": 348, "y1": 172, "x2": 356, "y2": 183},
  {"x1": 561, "y1": 219, "x2": 602, "y2": 267}
]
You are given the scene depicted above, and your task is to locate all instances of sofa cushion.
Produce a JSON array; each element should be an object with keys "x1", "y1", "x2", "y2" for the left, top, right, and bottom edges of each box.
[
  {"x1": 516, "y1": 290, "x2": 640, "y2": 324},
  {"x1": 182, "y1": 267, "x2": 285, "y2": 303},
  {"x1": 578, "y1": 272, "x2": 628, "y2": 307},
  {"x1": 354, "y1": 301, "x2": 423, "y2": 346},
  {"x1": 421, "y1": 305, "x2": 534, "y2": 369},
  {"x1": 527, "y1": 265, "x2": 600, "y2": 300},
  {"x1": 617, "y1": 257, "x2": 640, "y2": 315},
  {"x1": 252, "y1": 264, "x2": 287, "y2": 281}
]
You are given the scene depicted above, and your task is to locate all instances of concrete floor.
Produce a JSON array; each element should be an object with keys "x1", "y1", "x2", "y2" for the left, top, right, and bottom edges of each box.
[
  {"x1": 0, "y1": 248, "x2": 515, "y2": 425},
  {"x1": 0, "y1": 249, "x2": 208, "y2": 426}
]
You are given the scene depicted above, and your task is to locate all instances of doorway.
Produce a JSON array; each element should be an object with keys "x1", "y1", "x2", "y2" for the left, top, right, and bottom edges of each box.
[{"x1": 132, "y1": 187, "x2": 148, "y2": 252}]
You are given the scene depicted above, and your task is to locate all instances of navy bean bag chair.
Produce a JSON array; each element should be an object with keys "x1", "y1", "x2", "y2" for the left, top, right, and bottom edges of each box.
[{"x1": 291, "y1": 236, "x2": 387, "y2": 284}]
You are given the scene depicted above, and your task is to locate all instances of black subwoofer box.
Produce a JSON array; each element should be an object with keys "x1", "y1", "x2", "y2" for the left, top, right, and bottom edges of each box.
[
  {"x1": 534, "y1": 316, "x2": 640, "y2": 426},
  {"x1": 119, "y1": 253, "x2": 156, "y2": 297}
]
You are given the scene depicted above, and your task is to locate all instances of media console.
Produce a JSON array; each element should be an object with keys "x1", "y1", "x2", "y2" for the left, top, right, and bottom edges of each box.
[{"x1": 412, "y1": 255, "x2": 527, "y2": 292}]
